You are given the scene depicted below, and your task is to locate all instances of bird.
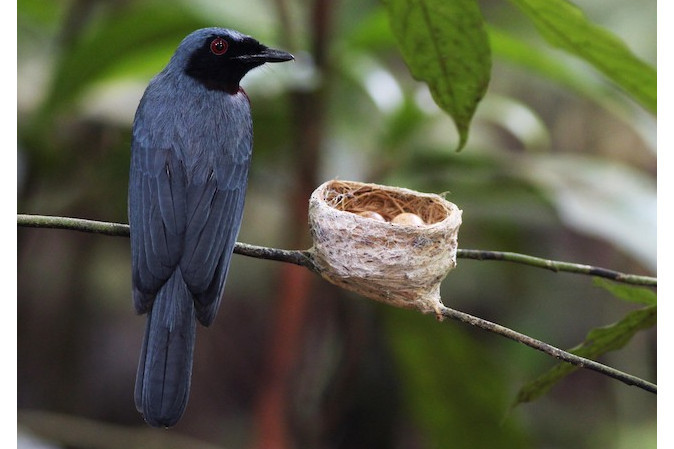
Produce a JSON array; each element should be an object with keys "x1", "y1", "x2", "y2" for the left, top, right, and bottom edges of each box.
[{"x1": 128, "y1": 27, "x2": 293, "y2": 428}]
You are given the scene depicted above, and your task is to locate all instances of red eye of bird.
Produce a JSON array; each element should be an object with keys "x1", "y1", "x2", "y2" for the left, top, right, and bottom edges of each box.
[{"x1": 210, "y1": 37, "x2": 228, "y2": 55}]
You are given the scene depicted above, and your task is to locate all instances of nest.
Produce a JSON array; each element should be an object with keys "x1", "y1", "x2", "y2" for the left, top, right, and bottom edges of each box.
[{"x1": 308, "y1": 180, "x2": 463, "y2": 317}]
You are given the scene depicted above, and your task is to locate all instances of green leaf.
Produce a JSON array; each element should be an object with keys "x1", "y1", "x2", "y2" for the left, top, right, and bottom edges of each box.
[
  {"x1": 383, "y1": 0, "x2": 491, "y2": 150},
  {"x1": 508, "y1": 0, "x2": 656, "y2": 114},
  {"x1": 593, "y1": 278, "x2": 657, "y2": 306},
  {"x1": 514, "y1": 305, "x2": 656, "y2": 405},
  {"x1": 488, "y1": 26, "x2": 605, "y2": 99}
]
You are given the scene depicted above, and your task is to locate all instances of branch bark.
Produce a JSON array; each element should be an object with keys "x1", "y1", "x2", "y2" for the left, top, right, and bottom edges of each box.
[
  {"x1": 458, "y1": 249, "x2": 656, "y2": 287},
  {"x1": 17, "y1": 214, "x2": 656, "y2": 287},
  {"x1": 17, "y1": 213, "x2": 657, "y2": 394}
]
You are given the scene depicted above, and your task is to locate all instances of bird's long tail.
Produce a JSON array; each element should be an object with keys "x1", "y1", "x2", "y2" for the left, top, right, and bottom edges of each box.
[{"x1": 135, "y1": 269, "x2": 196, "y2": 428}]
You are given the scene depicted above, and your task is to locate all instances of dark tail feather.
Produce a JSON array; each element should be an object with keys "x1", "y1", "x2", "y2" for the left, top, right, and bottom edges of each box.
[{"x1": 135, "y1": 269, "x2": 196, "y2": 427}]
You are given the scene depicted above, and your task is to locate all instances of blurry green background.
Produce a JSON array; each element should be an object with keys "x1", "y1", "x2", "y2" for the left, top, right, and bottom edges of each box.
[{"x1": 17, "y1": 0, "x2": 656, "y2": 448}]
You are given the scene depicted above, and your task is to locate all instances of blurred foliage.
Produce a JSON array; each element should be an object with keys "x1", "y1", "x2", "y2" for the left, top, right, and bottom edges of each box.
[
  {"x1": 40, "y1": 2, "x2": 210, "y2": 115},
  {"x1": 384, "y1": 307, "x2": 530, "y2": 448},
  {"x1": 515, "y1": 303, "x2": 656, "y2": 405},
  {"x1": 17, "y1": 0, "x2": 656, "y2": 448}
]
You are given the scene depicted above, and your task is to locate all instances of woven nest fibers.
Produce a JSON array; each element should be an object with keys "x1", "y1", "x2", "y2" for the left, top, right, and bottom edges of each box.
[{"x1": 308, "y1": 180, "x2": 463, "y2": 316}]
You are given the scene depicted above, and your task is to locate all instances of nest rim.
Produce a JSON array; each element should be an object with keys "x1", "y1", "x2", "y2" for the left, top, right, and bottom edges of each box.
[{"x1": 316, "y1": 179, "x2": 457, "y2": 227}]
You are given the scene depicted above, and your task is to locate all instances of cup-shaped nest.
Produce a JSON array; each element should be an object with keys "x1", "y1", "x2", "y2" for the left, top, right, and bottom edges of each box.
[{"x1": 308, "y1": 180, "x2": 462, "y2": 316}]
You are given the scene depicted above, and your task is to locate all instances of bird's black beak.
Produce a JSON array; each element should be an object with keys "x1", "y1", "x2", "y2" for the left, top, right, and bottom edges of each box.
[
  {"x1": 258, "y1": 46, "x2": 294, "y2": 63},
  {"x1": 238, "y1": 46, "x2": 294, "y2": 64}
]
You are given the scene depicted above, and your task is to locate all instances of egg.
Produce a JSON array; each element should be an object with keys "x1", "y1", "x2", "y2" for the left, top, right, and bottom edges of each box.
[
  {"x1": 392, "y1": 212, "x2": 425, "y2": 226},
  {"x1": 358, "y1": 211, "x2": 386, "y2": 222}
]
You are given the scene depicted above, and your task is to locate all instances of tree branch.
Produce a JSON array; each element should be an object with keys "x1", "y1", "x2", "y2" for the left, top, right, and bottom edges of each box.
[
  {"x1": 18, "y1": 214, "x2": 131, "y2": 237},
  {"x1": 16, "y1": 213, "x2": 316, "y2": 269},
  {"x1": 458, "y1": 249, "x2": 656, "y2": 287},
  {"x1": 17, "y1": 213, "x2": 657, "y2": 394},
  {"x1": 17, "y1": 214, "x2": 656, "y2": 287},
  {"x1": 436, "y1": 305, "x2": 656, "y2": 394}
]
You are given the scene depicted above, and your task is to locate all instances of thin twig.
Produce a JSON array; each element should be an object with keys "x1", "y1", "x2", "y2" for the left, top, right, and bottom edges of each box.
[
  {"x1": 436, "y1": 305, "x2": 656, "y2": 394},
  {"x1": 458, "y1": 249, "x2": 656, "y2": 287},
  {"x1": 17, "y1": 213, "x2": 657, "y2": 394},
  {"x1": 17, "y1": 213, "x2": 316, "y2": 269},
  {"x1": 17, "y1": 214, "x2": 131, "y2": 237}
]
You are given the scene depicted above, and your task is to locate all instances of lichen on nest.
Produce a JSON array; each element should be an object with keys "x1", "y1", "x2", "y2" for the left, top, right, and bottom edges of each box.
[{"x1": 308, "y1": 180, "x2": 463, "y2": 318}]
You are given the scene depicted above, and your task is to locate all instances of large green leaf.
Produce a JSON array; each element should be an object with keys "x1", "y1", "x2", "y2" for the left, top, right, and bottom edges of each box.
[
  {"x1": 383, "y1": 0, "x2": 491, "y2": 150},
  {"x1": 514, "y1": 305, "x2": 656, "y2": 405},
  {"x1": 488, "y1": 26, "x2": 606, "y2": 100},
  {"x1": 508, "y1": 0, "x2": 656, "y2": 114}
]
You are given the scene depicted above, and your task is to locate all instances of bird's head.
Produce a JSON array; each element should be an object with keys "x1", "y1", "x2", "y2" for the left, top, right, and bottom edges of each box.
[{"x1": 175, "y1": 28, "x2": 294, "y2": 94}]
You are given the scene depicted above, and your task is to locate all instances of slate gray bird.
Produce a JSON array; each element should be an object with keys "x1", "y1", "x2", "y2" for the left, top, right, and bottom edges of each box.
[{"x1": 128, "y1": 27, "x2": 293, "y2": 428}]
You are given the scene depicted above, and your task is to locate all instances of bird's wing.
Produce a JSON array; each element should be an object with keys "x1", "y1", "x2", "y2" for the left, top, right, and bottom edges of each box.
[
  {"x1": 180, "y1": 155, "x2": 249, "y2": 326},
  {"x1": 129, "y1": 143, "x2": 188, "y2": 314},
  {"x1": 130, "y1": 136, "x2": 251, "y2": 326}
]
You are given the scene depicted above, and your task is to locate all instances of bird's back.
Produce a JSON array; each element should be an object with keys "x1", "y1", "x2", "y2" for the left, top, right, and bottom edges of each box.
[{"x1": 129, "y1": 71, "x2": 253, "y2": 324}]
